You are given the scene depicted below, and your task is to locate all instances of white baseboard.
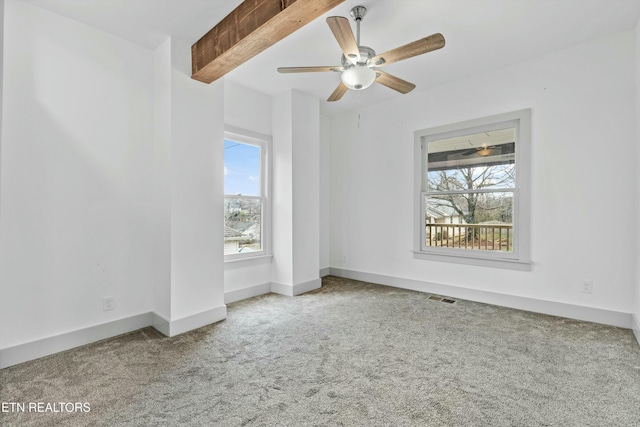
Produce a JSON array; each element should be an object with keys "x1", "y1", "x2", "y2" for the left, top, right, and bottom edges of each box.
[
  {"x1": 0, "y1": 312, "x2": 152, "y2": 369},
  {"x1": 11, "y1": 270, "x2": 626, "y2": 369},
  {"x1": 271, "y1": 278, "x2": 322, "y2": 297},
  {"x1": 320, "y1": 267, "x2": 331, "y2": 277},
  {"x1": 632, "y1": 314, "x2": 640, "y2": 346},
  {"x1": 330, "y1": 267, "x2": 633, "y2": 329},
  {"x1": 1, "y1": 305, "x2": 228, "y2": 369},
  {"x1": 151, "y1": 312, "x2": 171, "y2": 337},
  {"x1": 225, "y1": 282, "x2": 272, "y2": 304},
  {"x1": 225, "y1": 278, "x2": 324, "y2": 305},
  {"x1": 162, "y1": 305, "x2": 227, "y2": 337}
]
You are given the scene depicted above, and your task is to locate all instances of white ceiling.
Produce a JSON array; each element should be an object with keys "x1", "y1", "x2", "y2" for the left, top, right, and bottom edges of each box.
[{"x1": 26, "y1": 0, "x2": 640, "y2": 115}]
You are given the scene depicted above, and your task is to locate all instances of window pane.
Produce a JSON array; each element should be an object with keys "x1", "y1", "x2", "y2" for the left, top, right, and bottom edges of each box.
[
  {"x1": 224, "y1": 197, "x2": 261, "y2": 255},
  {"x1": 425, "y1": 192, "x2": 513, "y2": 252},
  {"x1": 224, "y1": 140, "x2": 261, "y2": 196},
  {"x1": 426, "y1": 128, "x2": 515, "y2": 191}
]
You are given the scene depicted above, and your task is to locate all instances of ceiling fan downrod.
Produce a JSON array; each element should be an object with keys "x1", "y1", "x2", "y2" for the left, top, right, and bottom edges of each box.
[{"x1": 350, "y1": 6, "x2": 367, "y2": 46}]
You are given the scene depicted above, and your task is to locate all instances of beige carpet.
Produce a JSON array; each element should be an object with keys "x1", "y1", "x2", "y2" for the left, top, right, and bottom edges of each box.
[{"x1": 2, "y1": 276, "x2": 640, "y2": 426}]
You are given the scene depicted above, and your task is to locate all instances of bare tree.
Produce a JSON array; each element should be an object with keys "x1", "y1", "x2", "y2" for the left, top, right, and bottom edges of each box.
[{"x1": 428, "y1": 164, "x2": 514, "y2": 225}]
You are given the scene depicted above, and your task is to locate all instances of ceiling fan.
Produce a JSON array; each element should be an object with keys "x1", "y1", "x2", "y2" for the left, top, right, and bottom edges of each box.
[
  {"x1": 461, "y1": 145, "x2": 498, "y2": 156},
  {"x1": 277, "y1": 5, "x2": 445, "y2": 102}
]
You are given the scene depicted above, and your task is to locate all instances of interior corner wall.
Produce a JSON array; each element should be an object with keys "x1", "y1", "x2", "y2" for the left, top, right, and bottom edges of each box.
[
  {"x1": 0, "y1": 0, "x2": 4, "y2": 210},
  {"x1": 152, "y1": 38, "x2": 172, "y2": 320},
  {"x1": 634, "y1": 17, "x2": 640, "y2": 340},
  {"x1": 272, "y1": 90, "x2": 321, "y2": 293},
  {"x1": 272, "y1": 91, "x2": 295, "y2": 286},
  {"x1": 0, "y1": 1, "x2": 154, "y2": 350},
  {"x1": 329, "y1": 29, "x2": 637, "y2": 320},
  {"x1": 291, "y1": 91, "x2": 320, "y2": 286},
  {"x1": 319, "y1": 114, "x2": 331, "y2": 271}
]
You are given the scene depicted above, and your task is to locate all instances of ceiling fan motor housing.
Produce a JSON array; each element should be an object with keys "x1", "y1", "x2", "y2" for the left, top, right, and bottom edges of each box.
[{"x1": 341, "y1": 45, "x2": 376, "y2": 68}]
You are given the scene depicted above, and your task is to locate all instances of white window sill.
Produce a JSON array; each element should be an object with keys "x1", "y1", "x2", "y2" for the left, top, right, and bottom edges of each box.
[
  {"x1": 412, "y1": 251, "x2": 531, "y2": 271},
  {"x1": 224, "y1": 254, "x2": 273, "y2": 268}
]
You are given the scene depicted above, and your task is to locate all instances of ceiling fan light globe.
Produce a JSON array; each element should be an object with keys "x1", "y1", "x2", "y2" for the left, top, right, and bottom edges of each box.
[{"x1": 341, "y1": 66, "x2": 376, "y2": 90}]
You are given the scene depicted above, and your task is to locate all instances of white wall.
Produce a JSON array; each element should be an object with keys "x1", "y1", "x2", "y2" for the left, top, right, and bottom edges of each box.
[
  {"x1": 223, "y1": 84, "x2": 324, "y2": 298},
  {"x1": 0, "y1": 1, "x2": 154, "y2": 349},
  {"x1": 152, "y1": 38, "x2": 172, "y2": 320},
  {"x1": 272, "y1": 90, "x2": 321, "y2": 294},
  {"x1": 329, "y1": 29, "x2": 637, "y2": 319},
  {"x1": 291, "y1": 91, "x2": 320, "y2": 286},
  {"x1": 635, "y1": 17, "x2": 640, "y2": 340},
  {"x1": 224, "y1": 80, "x2": 272, "y2": 136},
  {"x1": 223, "y1": 81, "x2": 273, "y2": 296},
  {"x1": 168, "y1": 38, "x2": 225, "y2": 322},
  {"x1": 319, "y1": 114, "x2": 331, "y2": 271},
  {"x1": 0, "y1": 0, "x2": 4, "y2": 212},
  {"x1": 272, "y1": 92, "x2": 295, "y2": 286}
]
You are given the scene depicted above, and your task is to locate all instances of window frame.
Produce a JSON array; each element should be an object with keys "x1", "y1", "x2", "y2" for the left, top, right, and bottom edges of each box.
[
  {"x1": 224, "y1": 125, "x2": 272, "y2": 262},
  {"x1": 413, "y1": 109, "x2": 531, "y2": 270}
]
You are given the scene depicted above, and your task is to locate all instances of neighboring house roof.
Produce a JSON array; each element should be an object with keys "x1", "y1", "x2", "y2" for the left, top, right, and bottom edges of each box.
[
  {"x1": 225, "y1": 224, "x2": 259, "y2": 241},
  {"x1": 224, "y1": 226, "x2": 245, "y2": 239},
  {"x1": 229, "y1": 220, "x2": 258, "y2": 233},
  {"x1": 426, "y1": 202, "x2": 458, "y2": 219},
  {"x1": 243, "y1": 223, "x2": 260, "y2": 237}
]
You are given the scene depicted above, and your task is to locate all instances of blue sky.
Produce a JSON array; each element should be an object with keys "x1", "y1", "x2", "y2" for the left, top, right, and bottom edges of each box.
[{"x1": 224, "y1": 140, "x2": 260, "y2": 196}]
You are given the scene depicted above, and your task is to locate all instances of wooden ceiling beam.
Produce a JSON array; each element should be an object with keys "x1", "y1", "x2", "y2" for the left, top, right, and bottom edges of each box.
[{"x1": 191, "y1": 0, "x2": 345, "y2": 84}]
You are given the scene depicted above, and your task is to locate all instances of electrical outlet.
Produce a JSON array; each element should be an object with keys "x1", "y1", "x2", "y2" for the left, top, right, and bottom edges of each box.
[
  {"x1": 580, "y1": 280, "x2": 593, "y2": 294},
  {"x1": 103, "y1": 296, "x2": 115, "y2": 311}
]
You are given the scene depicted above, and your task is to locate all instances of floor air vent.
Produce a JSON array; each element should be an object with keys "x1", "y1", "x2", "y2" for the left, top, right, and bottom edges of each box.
[{"x1": 427, "y1": 295, "x2": 456, "y2": 304}]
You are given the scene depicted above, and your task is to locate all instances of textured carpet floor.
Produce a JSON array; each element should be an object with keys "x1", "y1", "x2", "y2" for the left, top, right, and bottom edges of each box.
[{"x1": 2, "y1": 276, "x2": 640, "y2": 426}]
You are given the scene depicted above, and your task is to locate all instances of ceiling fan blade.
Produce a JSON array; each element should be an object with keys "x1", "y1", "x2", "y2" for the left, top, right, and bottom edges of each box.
[
  {"x1": 375, "y1": 71, "x2": 416, "y2": 94},
  {"x1": 371, "y1": 33, "x2": 445, "y2": 66},
  {"x1": 327, "y1": 82, "x2": 348, "y2": 102},
  {"x1": 278, "y1": 66, "x2": 342, "y2": 73},
  {"x1": 326, "y1": 16, "x2": 360, "y2": 62}
]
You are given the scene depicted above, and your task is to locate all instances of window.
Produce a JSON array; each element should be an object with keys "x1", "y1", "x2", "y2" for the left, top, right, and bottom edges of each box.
[
  {"x1": 224, "y1": 127, "x2": 270, "y2": 260},
  {"x1": 414, "y1": 110, "x2": 531, "y2": 270}
]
